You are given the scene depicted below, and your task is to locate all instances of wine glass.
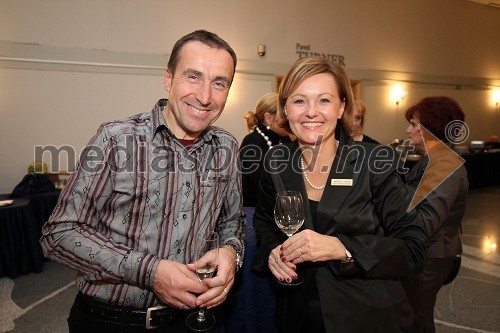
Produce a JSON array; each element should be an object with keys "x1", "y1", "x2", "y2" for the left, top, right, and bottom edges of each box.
[
  {"x1": 186, "y1": 231, "x2": 219, "y2": 332},
  {"x1": 274, "y1": 190, "x2": 305, "y2": 286}
]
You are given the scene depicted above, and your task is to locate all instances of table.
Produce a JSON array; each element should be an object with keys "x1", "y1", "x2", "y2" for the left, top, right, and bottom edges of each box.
[
  {"x1": 0, "y1": 195, "x2": 44, "y2": 278},
  {"x1": 224, "y1": 206, "x2": 277, "y2": 332},
  {"x1": 29, "y1": 190, "x2": 61, "y2": 229},
  {"x1": 402, "y1": 151, "x2": 500, "y2": 189},
  {"x1": 462, "y1": 151, "x2": 500, "y2": 189},
  {"x1": 0, "y1": 190, "x2": 60, "y2": 278}
]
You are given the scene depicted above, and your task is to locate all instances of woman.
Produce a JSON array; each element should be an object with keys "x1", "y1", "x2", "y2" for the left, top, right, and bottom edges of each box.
[
  {"x1": 240, "y1": 92, "x2": 291, "y2": 207},
  {"x1": 343, "y1": 98, "x2": 379, "y2": 143},
  {"x1": 251, "y1": 57, "x2": 428, "y2": 333},
  {"x1": 401, "y1": 96, "x2": 469, "y2": 333}
]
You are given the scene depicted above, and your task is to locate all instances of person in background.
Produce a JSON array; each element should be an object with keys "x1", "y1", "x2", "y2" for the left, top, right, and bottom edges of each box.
[
  {"x1": 40, "y1": 30, "x2": 245, "y2": 333},
  {"x1": 342, "y1": 98, "x2": 379, "y2": 144},
  {"x1": 239, "y1": 92, "x2": 291, "y2": 207},
  {"x1": 251, "y1": 57, "x2": 428, "y2": 333},
  {"x1": 401, "y1": 96, "x2": 469, "y2": 333}
]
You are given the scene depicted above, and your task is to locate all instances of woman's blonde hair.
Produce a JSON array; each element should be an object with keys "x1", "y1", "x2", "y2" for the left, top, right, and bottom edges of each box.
[
  {"x1": 347, "y1": 98, "x2": 366, "y2": 127},
  {"x1": 277, "y1": 57, "x2": 354, "y2": 133},
  {"x1": 243, "y1": 92, "x2": 279, "y2": 132}
]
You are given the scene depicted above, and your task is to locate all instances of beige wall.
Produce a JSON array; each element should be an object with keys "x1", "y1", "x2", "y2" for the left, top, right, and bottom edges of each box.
[{"x1": 0, "y1": 0, "x2": 499, "y2": 193}]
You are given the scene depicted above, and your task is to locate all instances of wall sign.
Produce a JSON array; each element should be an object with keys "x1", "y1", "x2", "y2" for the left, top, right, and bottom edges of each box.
[{"x1": 296, "y1": 43, "x2": 345, "y2": 66}]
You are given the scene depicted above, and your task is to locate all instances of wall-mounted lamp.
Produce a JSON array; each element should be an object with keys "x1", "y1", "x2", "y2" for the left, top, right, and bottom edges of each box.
[
  {"x1": 391, "y1": 86, "x2": 407, "y2": 106},
  {"x1": 257, "y1": 44, "x2": 266, "y2": 57},
  {"x1": 493, "y1": 88, "x2": 500, "y2": 110}
]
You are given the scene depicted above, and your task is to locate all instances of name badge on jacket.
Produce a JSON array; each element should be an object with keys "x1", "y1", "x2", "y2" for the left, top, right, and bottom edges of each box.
[{"x1": 331, "y1": 179, "x2": 353, "y2": 186}]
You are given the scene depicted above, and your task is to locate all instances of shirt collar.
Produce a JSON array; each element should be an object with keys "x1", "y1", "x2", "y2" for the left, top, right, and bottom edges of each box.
[
  {"x1": 151, "y1": 99, "x2": 218, "y2": 145},
  {"x1": 150, "y1": 99, "x2": 168, "y2": 142}
]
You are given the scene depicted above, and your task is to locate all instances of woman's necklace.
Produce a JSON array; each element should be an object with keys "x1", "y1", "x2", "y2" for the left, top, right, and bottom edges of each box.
[
  {"x1": 255, "y1": 126, "x2": 273, "y2": 149},
  {"x1": 300, "y1": 156, "x2": 326, "y2": 190}
]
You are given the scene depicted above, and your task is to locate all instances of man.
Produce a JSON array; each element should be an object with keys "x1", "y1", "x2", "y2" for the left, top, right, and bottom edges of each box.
[{"x1": 40, "y1": 30, "x2": 245, "y2": 332}]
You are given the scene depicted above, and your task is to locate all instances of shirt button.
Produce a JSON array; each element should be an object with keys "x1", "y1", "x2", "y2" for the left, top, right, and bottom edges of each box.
[
  {"x1": 186, "y1": 182, "x2": 191, "y2": 187},
  {"x1": 177, "y1": 249, "x2": 182, "y2": 254},
  {"x1": 183, "y1": 214, "x2": 187, "y2": 219}
]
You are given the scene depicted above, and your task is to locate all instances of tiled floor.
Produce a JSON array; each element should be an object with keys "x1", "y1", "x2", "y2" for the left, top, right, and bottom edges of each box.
[
  {"x1": 434, "y1": 185, "x2": 500, "y2": 333},
  {"x1": 1, "y1": 186, "x2": 499, "y2": 333}
]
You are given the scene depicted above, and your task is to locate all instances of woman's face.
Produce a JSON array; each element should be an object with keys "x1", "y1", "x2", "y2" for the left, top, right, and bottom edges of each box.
[
  {"x1": 285, "y1": 73, "x2": 345, "y2": 147},
  {"x1": 348, "y1": 106, "x2": 363, "y2": 136},
  {"x1": 406, "y1": 116, "x2": 425, "y2": 153}
]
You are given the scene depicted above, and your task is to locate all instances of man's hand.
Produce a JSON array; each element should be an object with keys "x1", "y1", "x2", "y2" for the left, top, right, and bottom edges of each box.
[
  {"x1": 187, "y1": 246, "x2": 237, "y2": 309},
  {"x1": 153, "y1": 259, "x2": 208, "y2": 310}
]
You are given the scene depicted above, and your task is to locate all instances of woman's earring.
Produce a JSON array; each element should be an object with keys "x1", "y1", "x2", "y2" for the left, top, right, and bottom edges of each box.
[{"x1": 266, "y1": 126, "x2": 271, "y2": 130}]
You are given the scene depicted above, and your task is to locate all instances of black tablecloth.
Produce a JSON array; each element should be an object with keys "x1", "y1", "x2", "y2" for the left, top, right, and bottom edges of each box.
[
  {"x1": 0, "y1": 190, "x2": 60, "y2": 278},
  {"x1": 402, "y1": 151, "x2": 500, "y2": 189},
  {"x1": 224, "y1": 206, "x2": 277, "y2": 332},
  {"x1": 463, "y1": 151, "x2": 500, "y2": 189},
  {"x1": 0, "y1": 196, "x2": 43, "y2": 278},
  {"x1": 29, "y1": 190, "x2": 61, "y2": 229}
]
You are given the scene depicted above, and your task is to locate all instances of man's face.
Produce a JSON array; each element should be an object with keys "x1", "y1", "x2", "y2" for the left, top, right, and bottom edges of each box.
[{"x1": 163, "y1": 41, "x2": 235, "y2": 139}]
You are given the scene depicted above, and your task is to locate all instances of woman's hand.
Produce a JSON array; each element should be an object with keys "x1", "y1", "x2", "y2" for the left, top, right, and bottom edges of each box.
[
  {"x1": 280, "y1": 229, "x2": 347, "y2": 264},
  {"x1": 268, "y1": 244, "x2": 298, "y2": 284}
]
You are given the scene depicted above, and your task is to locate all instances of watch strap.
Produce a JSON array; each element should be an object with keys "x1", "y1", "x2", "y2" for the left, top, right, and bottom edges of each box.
[
  {"x1": 224, "y1": 243, "x2": 243, "y2": 271},
  {"x1": 341, "y1": 249, "x2": 354, "y2": 264}
]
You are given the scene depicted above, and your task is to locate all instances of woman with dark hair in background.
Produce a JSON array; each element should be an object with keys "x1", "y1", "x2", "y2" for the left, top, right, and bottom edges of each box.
[
  {"x1": 239, "y1": 92, "x2": 291, "y2": 207},
  {"x1": 401, "y1": 96, "x2": 469, "y2": 333}
]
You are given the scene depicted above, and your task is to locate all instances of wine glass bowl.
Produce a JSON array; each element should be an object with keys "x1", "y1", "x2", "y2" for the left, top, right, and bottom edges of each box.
[
  {"x1": 196, "y1": 263, "x2": 216, "y2": 281},
  {"x1": 274, "y1": 191, "x2": 305, "y2": 286},
  {"x1": 195, "y1": 246, "x2": 218, "y2": 282},
  {"x1": 186, "y1": 231, "x2": 219, "y2": 331},
  {"x1": 274, "y1": 191, "x2": 305, "y2": 238}
]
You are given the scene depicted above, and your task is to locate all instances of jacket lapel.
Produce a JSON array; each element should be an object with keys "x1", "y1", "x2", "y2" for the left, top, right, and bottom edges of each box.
[{"x1": 316, "y1": 139, "x2": 360, "y2": 234}]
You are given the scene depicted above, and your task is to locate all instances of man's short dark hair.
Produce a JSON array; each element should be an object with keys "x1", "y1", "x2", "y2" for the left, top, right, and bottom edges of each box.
[{"x1": 167, "y1": 30, "x2": 237, "y2": 82}]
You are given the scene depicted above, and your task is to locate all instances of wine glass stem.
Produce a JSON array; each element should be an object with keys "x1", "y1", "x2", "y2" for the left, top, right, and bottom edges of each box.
[{"x1": 197, "y1": 308, "x2": 206, "y2": 322}]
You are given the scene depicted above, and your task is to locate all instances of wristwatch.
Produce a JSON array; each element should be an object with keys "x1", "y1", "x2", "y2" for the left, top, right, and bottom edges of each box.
[
  {"x1": 224, "y1": 243, "x2": 243, "y2": 271},
  {"x1": 341, "y1": 249, "x2": 354, "y2": 264}
]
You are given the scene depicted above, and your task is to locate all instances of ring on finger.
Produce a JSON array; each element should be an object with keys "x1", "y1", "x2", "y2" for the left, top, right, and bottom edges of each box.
[
  {"x1": 223, "y1": 287, "x2": 228, "y2": 295},
  {"x1": 275, "y1": 258, "x2": 279, "y2": 263}
]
